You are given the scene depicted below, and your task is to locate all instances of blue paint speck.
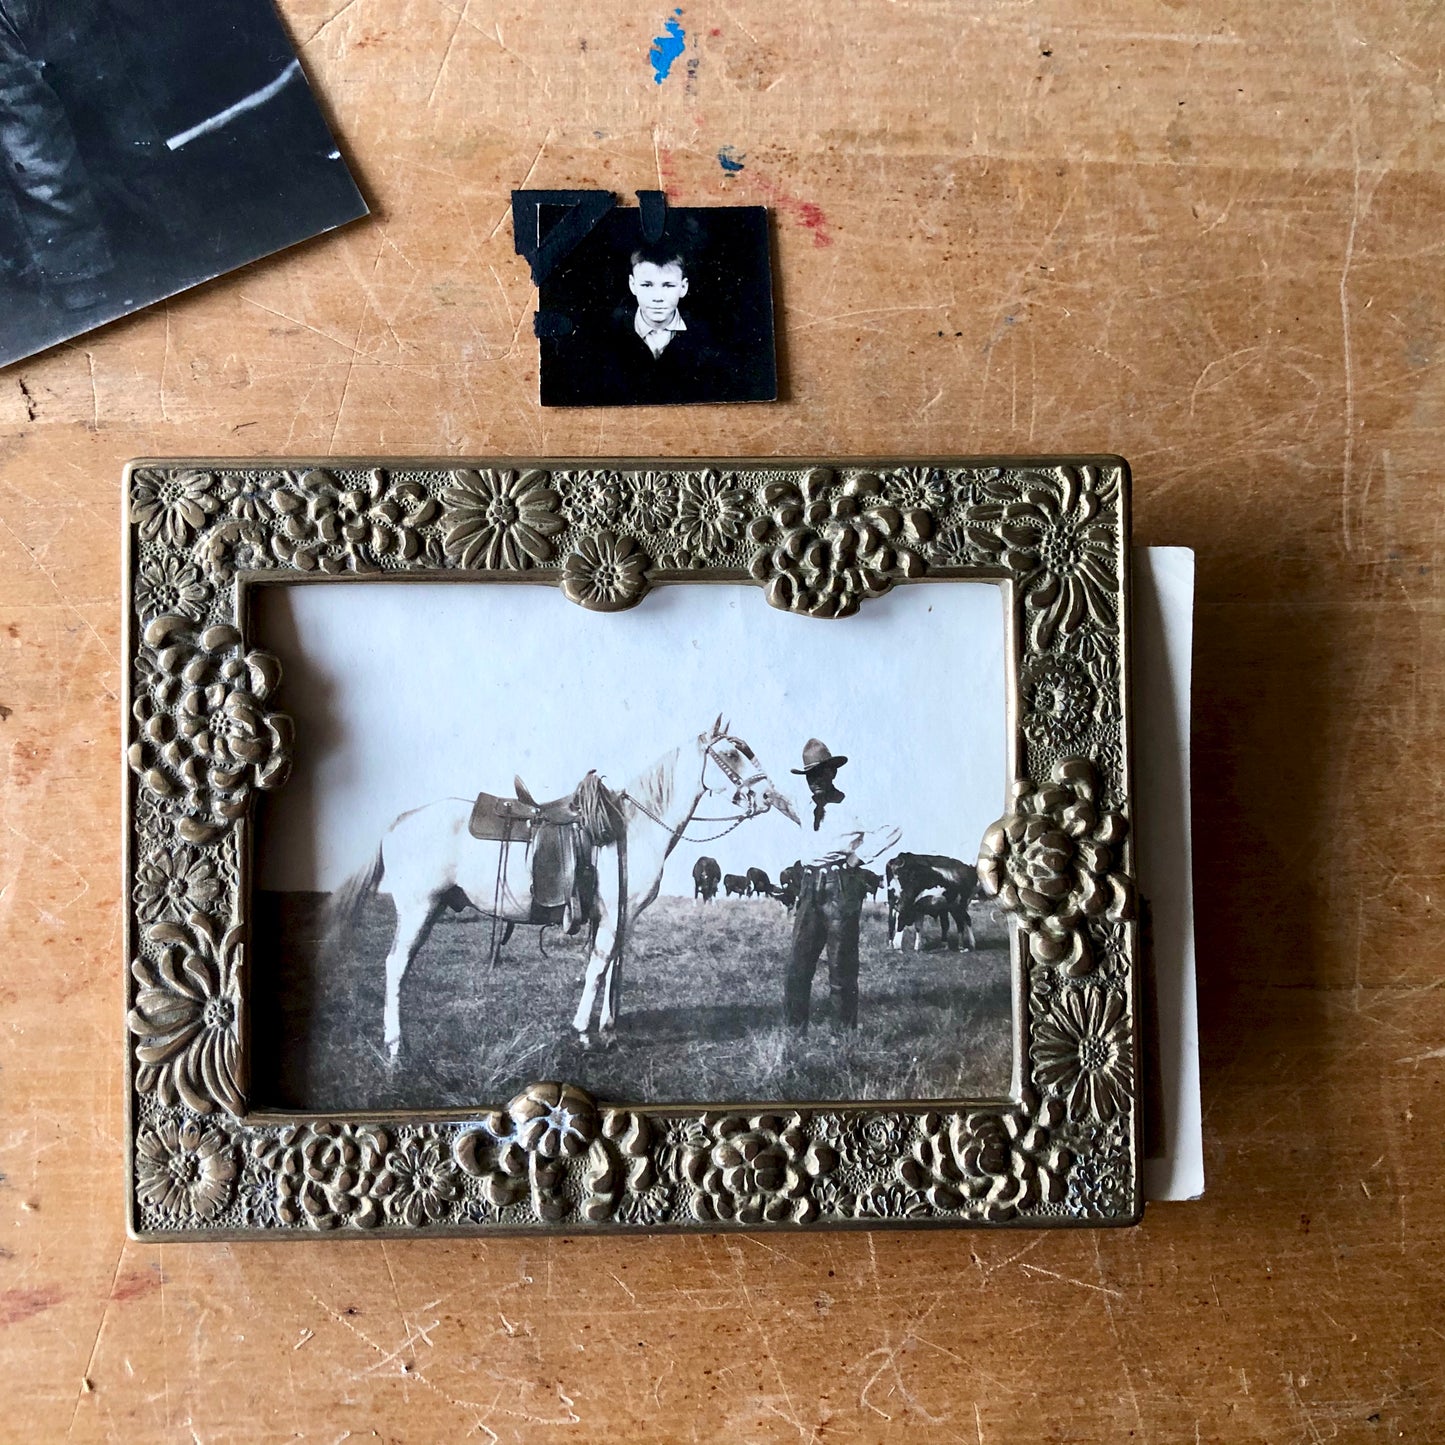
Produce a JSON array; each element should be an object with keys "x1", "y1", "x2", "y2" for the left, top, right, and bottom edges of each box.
[
  {"x1": 649, "y1": 9, "x2": 686, "y2": 84},
  {"x1": 718, "y1": 145, "x2": 745, "y2": 173}
]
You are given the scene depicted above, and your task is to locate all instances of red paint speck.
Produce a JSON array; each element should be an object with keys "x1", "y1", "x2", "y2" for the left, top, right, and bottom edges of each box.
[
  {"x1": 110, "y1": 1267, "x2": 164, "y2": 1303},
  {"x1": 0, "y1": 1287, "x2": 63, "y2": 1328},
  {"x1": 796, "y1": 201, "x2": 833, "y2": 246},
  {"x1": 736, "y1": 171, "x2": 834, "y2": 247},
  {"x1": 710, "y1": 26, "x2": 722, "y2": 36}
]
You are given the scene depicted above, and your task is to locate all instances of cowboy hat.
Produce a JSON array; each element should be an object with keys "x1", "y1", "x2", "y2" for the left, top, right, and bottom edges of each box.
[{"x1": 791, "y1": 738, "x2": 848, "y2": 775}]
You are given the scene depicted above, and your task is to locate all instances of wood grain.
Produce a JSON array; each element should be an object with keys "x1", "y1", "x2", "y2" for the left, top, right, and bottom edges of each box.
[{"x1": 2, "y1": 0, "x2": 1442, "y2": 1438}]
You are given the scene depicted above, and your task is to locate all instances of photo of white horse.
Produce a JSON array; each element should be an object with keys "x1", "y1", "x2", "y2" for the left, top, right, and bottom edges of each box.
[
  {"x1": 328, "y1": 718, "x2": 799, "y2": 1054},
  {"x1": 249, "y1": 580, "x2": 1011, "y2": 1109}
]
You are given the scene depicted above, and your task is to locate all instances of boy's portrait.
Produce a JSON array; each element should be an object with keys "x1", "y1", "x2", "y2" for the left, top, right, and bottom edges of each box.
[
  {"x1": 538, "y1": 203, "x2": 778, "y2": 407},
  {"x1": 628, "y1": 242, "x2": 690, "y2": 353}
]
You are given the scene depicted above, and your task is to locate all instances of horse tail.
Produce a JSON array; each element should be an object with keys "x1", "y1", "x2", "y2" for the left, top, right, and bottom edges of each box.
[{"x1": 326, "y1": 842, "x2": 384, "y2": 944}]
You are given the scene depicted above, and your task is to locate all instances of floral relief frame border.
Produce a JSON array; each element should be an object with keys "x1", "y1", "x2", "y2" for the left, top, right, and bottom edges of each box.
[{"x1": 123, "y1": 456, "x2": 1141, "y2": 1239}]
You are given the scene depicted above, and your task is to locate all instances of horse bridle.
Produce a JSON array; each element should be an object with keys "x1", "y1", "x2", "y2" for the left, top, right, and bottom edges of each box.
[
  {"x1": 702, "y1": 731, "x2": 767, "y2": 800},
  {"x1": 622, "y1": 731, "x2": 773, "y2": 843}
]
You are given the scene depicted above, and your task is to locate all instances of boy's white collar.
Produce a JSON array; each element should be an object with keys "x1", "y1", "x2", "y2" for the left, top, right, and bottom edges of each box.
[{"x1": 634, "y1": 307, "x2": 687, "y2": 338}]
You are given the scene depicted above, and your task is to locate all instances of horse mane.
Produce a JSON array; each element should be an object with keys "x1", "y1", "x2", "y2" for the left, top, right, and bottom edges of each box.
[
  {"x1": 575, "y1": 769, "x2": 626, "y2": 847},
  {"x1": 624, "y1": 747, "x2": 679, "y2": 824}
]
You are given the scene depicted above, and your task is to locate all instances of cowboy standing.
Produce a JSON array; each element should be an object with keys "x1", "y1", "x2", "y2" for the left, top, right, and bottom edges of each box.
[{"x1": 784, "y1": 739, "x2": 900, "y2": 1031}]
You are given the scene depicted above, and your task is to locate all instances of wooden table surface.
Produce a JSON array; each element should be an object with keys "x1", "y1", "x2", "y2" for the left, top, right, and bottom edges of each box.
[{"x1": 3, "y1": 1, "x2": 1442, "y2": 1439}]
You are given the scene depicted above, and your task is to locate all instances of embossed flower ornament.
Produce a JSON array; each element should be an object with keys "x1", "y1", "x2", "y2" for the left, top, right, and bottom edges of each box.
[
  {"x1": 254, "y1": 1124, "x2": 393, "y2": 1229},
  {"x1": 507, "y1": 1082, "x2": 599, "y2": 1159},
  {"x1": 900, "y1": 1093, "x2": 1070, "y2": 1220},
  {"x1": 1033, "y1": 988, "x2": 1134, "y2": 1123},
  {"x1": 218, "y1": 470, "x2": 292, "y2": 525},
  {"x1": 966, "y1": 465, "x2": 1119, "y2": 646},
  {"x1": 130, "y1": 468, "x2": 220, "y2": 547},
  {"x1": 748, "y1": 468, "x2": 930, "y2": 618},
  {"x1": 452, "y1": 1084, "x2": 601, "y2": 1219},
  {"x1": 128, "y1": 912, "x2": 243, "y2": 1115},
  {"x1": 179, "y1": 657, "x2": 286, "y2": 776},
  {"x1": 133, "y1": 847, "x2": 223, "y2": 925},
  {"x1": 977, "y1": 758, "x2": 1133, "y2": 975},
  {"x1": 682, "y1": 1112, "x2": 836, "y2": 1225},
  {"x1": 562, "y1": 531, "x2": 649, "y2": 611},
  {"x1": 886, "y1": 466, "x2": 950, "y2": 513},
  {"x1": 441, "y1": 468, "x2": 565, "y2": 570},
  {"x1": 564, "y1": 470, "x2": 626, "y2": 529},
  {"x1": 829, "y1": 1111, "x2": 913, "y2": 1171},
  {"x1": 675, "y1": 469, "x2": 746, "y2": 554},
  {"x1": 309, "y1": 467, "x2": 436, "y2": 564},
  {"x1": 1021, "y1": 653, "x2": 1096, "y2": 748},
  {"x1": 630, "y1": 470, "x2": 681, "y2": 530},
  {"x1": 134, "y1": 555, "x2": 210, "y2": 623},
  {"x1": 135, "y1": 1117, "x2": 237, "y2": 1220},
  {"x1": 382, "y1": 1132, "x2": 464, "y2": 1226},
  {"x1": 130, "y1": 618, "x2": 292, "y2": 843}
]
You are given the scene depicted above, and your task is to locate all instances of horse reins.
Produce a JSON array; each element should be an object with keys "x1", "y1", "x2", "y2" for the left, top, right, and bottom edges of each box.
[{"x1": 620, "y1": 733, "x2": 772, "y2": 843}]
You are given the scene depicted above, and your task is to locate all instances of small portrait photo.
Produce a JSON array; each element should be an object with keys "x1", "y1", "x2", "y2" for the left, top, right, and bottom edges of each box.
[
  {"x1": 538, "y1": 204, "x2": 778, "y2": 407},
  {"x1": 0, "y1": 0, "x2": 366, "y2": 369}
]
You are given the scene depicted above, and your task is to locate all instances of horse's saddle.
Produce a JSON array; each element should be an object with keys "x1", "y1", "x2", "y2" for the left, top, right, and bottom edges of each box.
[
  {"x1": 468, "y1": 775, "x2": 595, "y2": 925},
  {"x1": 468, "y1": 776, "x2": 581, "y2": 838}
]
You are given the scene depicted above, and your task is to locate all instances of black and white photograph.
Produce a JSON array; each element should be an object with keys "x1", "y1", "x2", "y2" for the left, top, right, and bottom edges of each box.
[
  {"x1": 536, "y1": 203, "x2": 778, "y2": 407},
  {"x1": 250, "y1": 578, "x2": 1012, "y2": 1111},
  {"x1": 0, "y1": 0, "x2": 366, "y2": 368}
]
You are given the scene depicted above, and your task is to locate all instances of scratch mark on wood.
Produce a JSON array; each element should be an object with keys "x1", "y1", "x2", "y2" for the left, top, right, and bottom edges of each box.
[
  {"x1": 84, "y1": 351, "x2": 98, "y2": 429},
  {"x1": 0, "y1": 513, "x2": 120, "y2": 675},
  {"x1": 1396, "y1": 1045, "x2": 1445, "y2": 1064},
  {"x1": 66, "y1": 1244, "x2": 126, "y2": 1436},
  {"x1": 1018, "y1": 1261, "x2": 1124, "y2": 1297},
  {"x1": 719, "y1": 8, "x2": 761, "y2": 45},
  {"x1": 301, "y1": 0, "x2": 363, "y2": 47},
  {"x1": 241, "y1": 297, "x2": 363, "y2": 354},
  {"x1": 159, "y1": 305, "x2": 172, "y2": 424},
  {"x1": 427, "y1": 0, "x2": 469, "y2": 106}
]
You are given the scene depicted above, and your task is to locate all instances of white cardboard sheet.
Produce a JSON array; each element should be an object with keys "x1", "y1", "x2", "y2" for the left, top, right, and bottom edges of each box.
[{"x1": 1135, "y1": 547, "x2": 1204, "y2": 1202}]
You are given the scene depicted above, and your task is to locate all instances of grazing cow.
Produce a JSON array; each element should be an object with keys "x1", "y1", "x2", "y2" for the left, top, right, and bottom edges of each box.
[
  {"x1": 723, "y1": 873, "x2": 750, "y2": 898},
  {"x1": 777, "y1": 861, "x2": 802, "y2": 912},
  {"x1": 885, "y1": 853, "x2": 978, "y2": 952},
  {"x1": 859, "y1": 867, "x2": 883, "y2": 900},
  {"x1": 693, "y1": 855, "x2": 721, "y2": 902},
  {"x1": 746, "y1": 866, "x2": 781, "y2": 899}
]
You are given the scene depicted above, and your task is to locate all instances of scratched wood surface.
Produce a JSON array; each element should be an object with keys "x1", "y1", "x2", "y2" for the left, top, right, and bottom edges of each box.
[{"x1": 3, "y1": 1, "x2": 1443, "y2": 1439}]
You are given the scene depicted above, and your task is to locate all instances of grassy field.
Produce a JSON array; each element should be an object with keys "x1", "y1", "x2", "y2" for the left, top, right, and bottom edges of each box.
[{"x1": 251, "y1": 891, "x2": 1013, "y2": 1111}]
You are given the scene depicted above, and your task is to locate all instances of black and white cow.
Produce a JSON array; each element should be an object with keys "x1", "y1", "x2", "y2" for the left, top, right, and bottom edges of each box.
[
  {"x1": 723, "y1": 872, "x2": 750, "y2": 898},
  {"x1": 693, "y1": 856, "x2": 721, "y2": 902},
  {"x1": 885, "y1": 853, "x2": 978, "y2": 952}
]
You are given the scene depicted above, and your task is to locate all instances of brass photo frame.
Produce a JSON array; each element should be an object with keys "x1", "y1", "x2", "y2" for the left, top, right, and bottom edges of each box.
[{"x1": 123, "y1": 457, "x2": 1140, "y2": 1238}]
